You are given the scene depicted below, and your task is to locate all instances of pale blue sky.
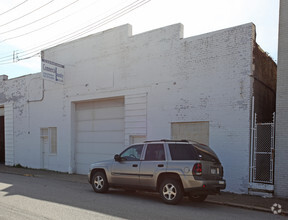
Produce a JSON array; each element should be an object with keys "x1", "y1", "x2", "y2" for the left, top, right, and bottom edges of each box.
[{"x1": 0, "y1": 0, "x2": 280, "y2": 79}]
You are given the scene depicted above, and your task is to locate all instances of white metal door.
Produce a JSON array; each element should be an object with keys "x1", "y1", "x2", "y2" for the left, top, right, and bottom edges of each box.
[{"x1": 41, "y1": 128, "x2": 49, "y2": 169}]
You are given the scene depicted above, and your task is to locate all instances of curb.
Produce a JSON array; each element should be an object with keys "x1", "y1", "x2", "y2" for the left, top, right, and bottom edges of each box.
[{"x1": 206, "y1": 200, "x2": 288, "y2": 216}]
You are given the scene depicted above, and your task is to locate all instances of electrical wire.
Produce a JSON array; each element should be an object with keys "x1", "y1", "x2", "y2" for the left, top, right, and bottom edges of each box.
[
  {"x1": 0, "y1": 0, "x2": 151, "y2": 65},
  {"x1": 0, "y1": 0, "x2": 94, "y2": 57},
  {"x1": 0, "y1": 0, "x2": 29, "y2": 16},
  {"x1": 37, "y1": 0, "x2": 150, "y2": 46},
  {"x1": 0, "y1": 0, "x2": 54, "y2": 28},
  {"x1": 0, "y1": 0, "x2": 79, "y2": 36},
  {"x1": 0, "y1": 0, "x2": 131, "y2": 58}
]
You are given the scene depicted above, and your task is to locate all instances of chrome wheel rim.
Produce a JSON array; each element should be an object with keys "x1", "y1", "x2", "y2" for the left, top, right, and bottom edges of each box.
[
  {"x1": 94, "y1": 176, "x2": 104, "y2": 189},
  {"x1": 163, "y1": 183, "x2": 177, "y2": 200}
]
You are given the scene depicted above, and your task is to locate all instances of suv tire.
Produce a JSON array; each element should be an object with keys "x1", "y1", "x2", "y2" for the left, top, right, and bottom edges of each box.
[
  {"x1": 188, "y1": 194, "x2": 207, "y2": 202},
  {"x1": 159, "y1": 178, "x2": 183, "y2": 204},
  {"x1": 92, "y1": 171, "x2": 109, "y2": 193}
]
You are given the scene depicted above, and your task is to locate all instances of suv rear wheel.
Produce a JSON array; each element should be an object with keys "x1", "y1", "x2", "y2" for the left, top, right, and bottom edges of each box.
[
  {"x1": 188, "y1": 194, "x2": 207, "y2": 202},
  {"x1": 159, "y1": 178, "x2": 183, "y2": 204},
  {"x1": 92, "y1": 171, "x2": 109, "y2": 193}
]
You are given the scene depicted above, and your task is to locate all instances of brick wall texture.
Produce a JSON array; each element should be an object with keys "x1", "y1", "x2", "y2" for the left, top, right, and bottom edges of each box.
[{"x1": 275, "y1": 0, "x2": 288, "y2": 198}]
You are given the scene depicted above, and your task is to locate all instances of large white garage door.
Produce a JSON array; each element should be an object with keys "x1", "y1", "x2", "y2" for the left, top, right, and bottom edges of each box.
[{"x1": 75, "y1": 97, "x2": 125, "y2": 174}]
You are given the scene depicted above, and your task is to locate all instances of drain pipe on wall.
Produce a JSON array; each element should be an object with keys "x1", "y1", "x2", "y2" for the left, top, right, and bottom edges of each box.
[
  {"x1": 27, "y1": 78, "x2": 45, "y2": 134},
  {"x1": 27, "y1": 78, "x2": 45, "y2": 103}
]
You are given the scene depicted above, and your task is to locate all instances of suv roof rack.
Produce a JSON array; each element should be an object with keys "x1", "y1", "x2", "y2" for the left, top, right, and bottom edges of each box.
[{"x1": 144, "y1": 139, "x2": 189, "y2": 143}]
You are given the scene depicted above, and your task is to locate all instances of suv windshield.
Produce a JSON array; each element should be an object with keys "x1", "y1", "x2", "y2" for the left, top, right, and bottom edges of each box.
[{"x1": 168, "y1": 144, "x2": 198, "y2": 160}]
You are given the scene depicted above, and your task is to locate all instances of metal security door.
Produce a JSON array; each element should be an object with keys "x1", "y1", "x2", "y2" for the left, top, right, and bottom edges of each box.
[{"x1": 251, "y1": 113, "x2": 275, "y2": 184}]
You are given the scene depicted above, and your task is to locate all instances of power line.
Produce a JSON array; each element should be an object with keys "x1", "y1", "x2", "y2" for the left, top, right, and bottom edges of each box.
[
  {"x1": 36, "y1": 0, "x2": 150, "y2": 54},
  {"x1": 0, "y1": 0, "x2": 79, "y2": 36},
  {"x1": 0, "y1": 0, "x2": 98, "y2": 57},
  {"x1": 48, "y1": 0, "x2": 150, "y2": 44},
  {"x1": 0, "y1": 0, "x2": 151, "y2": 65},
  {"x1": 0, "y1": 0, "x2": 54, "y2": 28},
  {"x1": 0, "y1": 0, "x2": 128, "y2": 57},
  {"x1": 0, "y1": 0, "x2": 29, "y2": 16}
]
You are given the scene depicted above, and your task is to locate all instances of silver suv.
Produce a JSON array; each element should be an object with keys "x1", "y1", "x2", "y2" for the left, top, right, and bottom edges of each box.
[{"x1": 88, "y1": 140, "x2": 226, "y2": 204}]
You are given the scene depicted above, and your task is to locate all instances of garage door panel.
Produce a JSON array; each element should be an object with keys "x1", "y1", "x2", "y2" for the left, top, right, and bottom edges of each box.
[
  {"x1": 76, "y1": 109, "x2": 94, "y2": 121},
  {"x1": 76, "y1": 107, "x2": 124, "y2": 121},
  {"x1": 75, "y1": 102, "x2": 94, "y2": 111},
  {"x1": 76, "y1": 142, "x2": 124, "y2": 154},
  {"x1": 75, "y1": 164, "x2": 88, "y2": 174},
  {"x1": 76, "y1": 120, "x2": 93, "y2": 131},
  {"x1": 76, "y1": 154, "x2": 113, "y2": 174},
  {"x1": 75, "y1": 97, "x2": 125, "y2": 174},
  {"x1": 76, "y1": 98, "x2": 123, "y2": 110},
  {"x1": 93, "y1": 98, "x2": 124, "y2": 108},
  {"x1": 91, "y1": 119, "x2": 124, "y2": 131},
  {"x1": 77, "y1": 119, "x2": 124, "y2": 132},
  {"x1": 77, "y1": 131, "x2": 124, "y2": 143},
  {"x1": 76, "y1": 152, "x2": 112, "y2": 163},
  {"x1": 76, "y1": 153, "x2": 113, "y2": 174},
  {"x1": 92, "y1": 107, "x2": 124, "y2": 120}
]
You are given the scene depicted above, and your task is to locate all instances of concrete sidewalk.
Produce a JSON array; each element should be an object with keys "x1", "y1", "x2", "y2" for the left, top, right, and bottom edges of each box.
[{"x1": 0, "y1": 164, "x2": 287, "y2": 216}]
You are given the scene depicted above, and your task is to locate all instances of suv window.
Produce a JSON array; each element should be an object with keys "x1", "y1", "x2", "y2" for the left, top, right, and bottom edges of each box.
[
  {"x1": 145, "y1": 144, "x2": 165, "y2": 161},
  {"x1": 194, "y1": 144, "x2": 220, "y2": 164},
  {"x1": 168, "y1": 144, "x2": 198, "y2": 160},
  {"x1": 120, "y1": 144, "x2": 144, "y2": 161}
]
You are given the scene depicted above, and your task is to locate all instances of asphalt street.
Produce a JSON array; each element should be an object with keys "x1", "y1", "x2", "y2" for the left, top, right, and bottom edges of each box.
[{"x1": 0, "y1": 172, "x2": 285, "y2": 220}]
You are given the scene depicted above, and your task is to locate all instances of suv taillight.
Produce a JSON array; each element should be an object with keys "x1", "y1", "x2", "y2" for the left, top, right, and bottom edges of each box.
[{"x1": 192, "y1": 163, "x2": 202, "y2": 176}]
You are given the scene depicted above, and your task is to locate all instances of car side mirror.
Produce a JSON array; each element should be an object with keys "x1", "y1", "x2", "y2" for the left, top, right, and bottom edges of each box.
[{"x1": 114, "y1": 154, "x2": 121, "y2": 162}]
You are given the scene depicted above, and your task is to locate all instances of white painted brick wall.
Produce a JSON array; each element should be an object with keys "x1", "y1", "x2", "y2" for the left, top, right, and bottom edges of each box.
[
  {"x1": 1, "y1": 23, "x2": 257, "y2": 193},
  {"x1": 125, "y1": 93, "x2": 147, "y2": 146},
  {"x1": 275, "y1": 0, "x2": 288, "y2": 198},
  {"x1": 43, "y1": 23, "x2": 255, "y2": 193}
]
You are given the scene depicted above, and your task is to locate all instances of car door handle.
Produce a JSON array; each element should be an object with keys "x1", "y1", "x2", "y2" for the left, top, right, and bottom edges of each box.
[
  {"x1": 158, "y1": 164, "x2": 164, "y2": 167},
  {"x1": 132, "y1": 164, "x2": 138, "y2": 167}
]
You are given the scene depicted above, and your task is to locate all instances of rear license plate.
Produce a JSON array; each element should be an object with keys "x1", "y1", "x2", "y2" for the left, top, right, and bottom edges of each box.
[{"x1": 219, "y1": 180, "x2": 225, "y2": 184}]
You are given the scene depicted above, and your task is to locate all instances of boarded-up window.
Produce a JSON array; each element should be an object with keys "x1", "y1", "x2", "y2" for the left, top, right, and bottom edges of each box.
[
  {"x1": 171, "y1": 122, "x2": 209, "y2": 145},
  {"x1": 129, "y1": 135, "x2": 146, "y2": 144}
]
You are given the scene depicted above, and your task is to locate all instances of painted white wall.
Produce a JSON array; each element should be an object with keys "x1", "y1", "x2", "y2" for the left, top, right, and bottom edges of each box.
[{"x1": 0, "y1": 23, "x2": 255, "y2": 193}]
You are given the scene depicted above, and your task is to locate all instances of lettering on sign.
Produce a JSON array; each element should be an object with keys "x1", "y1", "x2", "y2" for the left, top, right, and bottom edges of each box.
[{"x1": 41, "y1": 59, "x2": 64, "y2": 84}]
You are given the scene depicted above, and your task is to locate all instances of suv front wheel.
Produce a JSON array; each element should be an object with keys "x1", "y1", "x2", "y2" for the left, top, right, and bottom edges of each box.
[
  {"x1": 92, "y1": 171, "x2": 109, "y2": 193},
  {"x1": 159, "y1": 178, "x2": 183, "y2": 204}
]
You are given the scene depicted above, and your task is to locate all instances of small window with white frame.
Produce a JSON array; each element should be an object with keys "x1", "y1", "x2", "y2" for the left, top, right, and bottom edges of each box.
[{"x1": 41, "y1": 127, "x2": 57, "y2": 154}]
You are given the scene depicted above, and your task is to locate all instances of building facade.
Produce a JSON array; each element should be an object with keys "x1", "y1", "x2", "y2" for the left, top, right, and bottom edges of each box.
[
  {"x1": 0, "y1": 23, "x2": 276, "y2": 194},
  {"x1": 275, "y1": 0, "x2": 288, "y2": 198}
]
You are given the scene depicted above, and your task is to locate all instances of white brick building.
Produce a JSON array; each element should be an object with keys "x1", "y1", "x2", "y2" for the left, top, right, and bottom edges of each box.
[
  {"x1": 275, "y1": 0, "x2": 288, "y2": 198},
  {"x1": 0, "y1": 23, "x2": 276, "y2": 194}
]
